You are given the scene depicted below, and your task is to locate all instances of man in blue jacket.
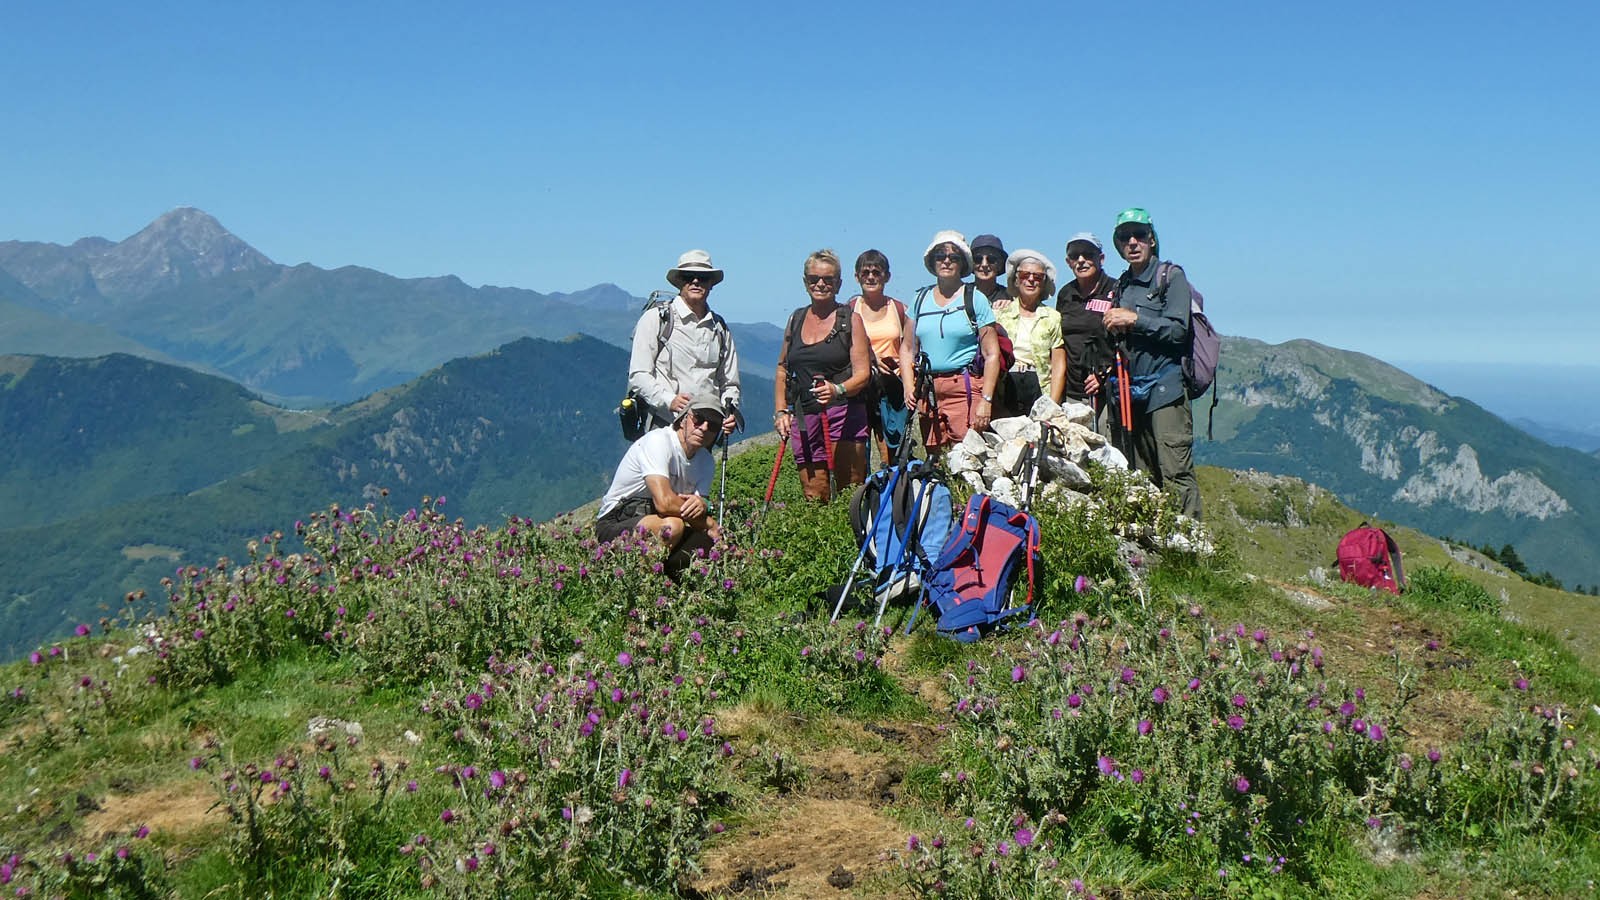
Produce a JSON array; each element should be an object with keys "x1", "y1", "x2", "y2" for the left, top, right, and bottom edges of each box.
[{"x1": 1102, "y1": 208, "x2": 1201, "y2": 519}]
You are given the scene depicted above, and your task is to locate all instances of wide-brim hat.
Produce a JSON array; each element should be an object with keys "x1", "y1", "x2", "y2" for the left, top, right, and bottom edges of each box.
[
  {"x1": 1005, "y1": 249, "x2": 1057, "y2": 298},
  {"x1": 666, "y1": 249, "x2": 725, "y2": 288},
  {"x1": 922, "y1": 230, "x2": 973, "y2": 276}
]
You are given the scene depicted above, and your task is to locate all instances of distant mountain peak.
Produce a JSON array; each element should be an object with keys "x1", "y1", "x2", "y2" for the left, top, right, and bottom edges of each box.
[{"x1": 89, "y1": 207, "x2": 275, "y2": 300}]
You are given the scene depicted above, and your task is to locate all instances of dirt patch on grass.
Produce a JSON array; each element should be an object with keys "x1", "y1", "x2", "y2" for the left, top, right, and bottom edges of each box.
[
  {"x1": 82, "y1": 778, "x2": 220, "y2": 841},
  {"x1": 691, "y1": 797, "x2": 907, "y2": 898}
]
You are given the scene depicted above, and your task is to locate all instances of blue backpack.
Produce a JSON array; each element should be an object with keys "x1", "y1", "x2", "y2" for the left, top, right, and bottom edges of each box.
[
  {"x1": 912, "y1": 493, "x2": 1041, "y2": 642},
  {"x1": 847, "y1": 459, "x2": 954, "y2": 605}
]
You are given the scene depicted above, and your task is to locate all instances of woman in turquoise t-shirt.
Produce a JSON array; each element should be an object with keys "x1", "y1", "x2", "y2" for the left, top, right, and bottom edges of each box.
[{"x1": 899, "y1": 230, "x2": 1003, "y2": 451}]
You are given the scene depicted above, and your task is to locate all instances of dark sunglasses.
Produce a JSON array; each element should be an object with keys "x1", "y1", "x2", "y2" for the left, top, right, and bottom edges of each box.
[
  {"x1": 1115, "y1": 227, "x2": 1153, "y2": 244},
  {"x1": 1066, "y1": 249, "x2": 1100, "y2": 262},
  {"x1": 804, "y1": 274, "x2": 840, "y2": 286},
  {"x1": 682, "y1": 272, "x2": 716, "y2": 285},
  {"x1": 1015, "y1": 270, "x2": 1047, "y2": 283},
  {"x1": 931, "y1": 251, "x2": 964, "y2": 264},
  {"x1": 856, "y1": 267, "x2": 886, "y2": 279},
  {"x1": 972, "y1": 252, "x2": 1004, "y2": 265}
]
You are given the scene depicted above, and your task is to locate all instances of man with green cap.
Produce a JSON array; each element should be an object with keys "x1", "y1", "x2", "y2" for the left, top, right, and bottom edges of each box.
[{"x1": 1102, "y1": 208, "x2": 1201, "y2": 519}]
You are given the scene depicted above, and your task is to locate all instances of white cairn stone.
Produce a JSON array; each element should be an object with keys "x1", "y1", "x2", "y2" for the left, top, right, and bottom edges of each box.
[
  {"x1": 1041, "y1": 450, "x2": 1092, "y2": 487},
  {"x1": 946, "y1": 445, "x2": 979, "y2": 474},
  {"x1": 960, "y1": 430, "x2": 992, "y2": 457},
  {"x1": 1028, "y1": 396, "x2": 1062, "y2": 421},
  {"x1": 991, "y1": 416, "x2": 1039, "y2": 444},
  {"x1": 1059, "y1": 400, "x2": 1096, "y2": 428},
  {"x1": 1088, "y1": 444, "x2": 1129, "y2": 470},
  {"x1": 996, "y1": 440, "x2": 1028, "y2": 475}
]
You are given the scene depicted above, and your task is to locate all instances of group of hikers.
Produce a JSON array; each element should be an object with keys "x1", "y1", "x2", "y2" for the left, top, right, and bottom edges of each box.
[{"x1": 595, "y1": 209, "x2": 1203, "y2": 575}]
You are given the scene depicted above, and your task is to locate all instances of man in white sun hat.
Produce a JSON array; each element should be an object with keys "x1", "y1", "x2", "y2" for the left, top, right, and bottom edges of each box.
[{"x1": 627, "y1": 250, "x2": 742, "y2": 436}]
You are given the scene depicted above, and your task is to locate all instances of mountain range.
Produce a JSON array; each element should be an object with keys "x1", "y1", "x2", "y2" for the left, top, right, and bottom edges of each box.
[{"x1": 0, "y1": 208, "x2": 782, "y2": 404}]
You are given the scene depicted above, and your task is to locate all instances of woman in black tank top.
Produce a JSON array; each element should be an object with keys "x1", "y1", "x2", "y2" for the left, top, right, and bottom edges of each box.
[{"x1": 773, "y1": 249, "x2": 871, "y2": 501}]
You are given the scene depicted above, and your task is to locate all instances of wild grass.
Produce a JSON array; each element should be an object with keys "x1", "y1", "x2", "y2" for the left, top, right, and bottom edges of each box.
[{"x1": 1, "y1": 446, "x2": 1596, "y2": 898}]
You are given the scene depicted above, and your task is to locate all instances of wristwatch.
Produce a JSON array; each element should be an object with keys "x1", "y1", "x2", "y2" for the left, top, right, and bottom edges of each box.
[{"x1": 981, "y1": 393, "x2": 993, "y2": 403}]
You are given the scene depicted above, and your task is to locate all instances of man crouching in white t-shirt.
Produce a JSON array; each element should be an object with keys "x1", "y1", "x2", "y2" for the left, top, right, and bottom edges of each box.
[{"x1": 596, "y1": 395, "x2": 724, "y2": 573}]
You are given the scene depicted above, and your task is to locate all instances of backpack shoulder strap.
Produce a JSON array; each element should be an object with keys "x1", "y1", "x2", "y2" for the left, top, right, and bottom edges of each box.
[
  {"x1": 783, "y1": 307, "x2": 807, "y2": 359},
  {"x1": 655, "y1": 299, "x2": 675, "y2": 349},
  {"x1": 911, "y1": 285, "x2": 933, "y2": 319},
  {"x1": 962, "y1": 284, "x2": 979, "y2": 333}
]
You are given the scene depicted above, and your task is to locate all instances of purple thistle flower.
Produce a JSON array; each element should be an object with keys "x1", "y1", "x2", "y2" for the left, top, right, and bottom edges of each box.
[
  {"x1": 440, "y1": 809, "x2": 456, "y2": 824},
  {"x1": 285, "y1": 608, "x2": 295, "y2": 619},
  {"x1": 1427, "y1": 748, "x2": 1442, "y2": 763},
  {"x1": 135, "y1": 825, "x2": 150, "y2": 839},
  {"x1": 318, "y1": 766, "x2": 331, "y2": 780},
  {"x1": 1235, "y1": 776, "x2": 1250, "y2": 793},
  {"x1": 1231, "y1": 693, "x2": 1248, "y2": 708},
  {"x1": 1121, "y1": 667, "x2": 1137, "y2": 684},
  {"x1": 1514, "y1": 677, "x2": 1530, "y2": 691},
  {"x1": 1138, "y1": 719, "x2": 1153, "y2": 736},
  {"x1": 1012, "y1": 665, "x2": 1027, "y2": 683},
  {"x1": 616, "y1": 652, "x2": 632, "y2": 667},
  {"x1": 1152, "y1": 686, "x2": 1169, "y2": 704},
  {"x1": 489, "y1": 770, "x2": 506, "y2": 790},
  {"x1": 618, "y1": 768, "x2": 633, "y2": 789},
  {"x1": 1014, "y1": 827, "x2": 1034, "y2": 847},
  {"x1": 1227, "y1": 715, "x2": 1245, "y2": 731},
  {"x1": 1097, "y1": 755, "x2": 1116, "y2": 776},
  {"x1": 1074, "y1": 575, "x2": 1091, "y2": 593},
  {"x1": 1068, "y1": 693, "x2": 1083, "y2": 708},
  {"x1": 908, "y1": 835, "x2": 921, "y2": 852},
  {"x1": 1339, "y1": 701, "x2": 1356, "y2": 718},
  {"x1": 464, "y1": 693, "x2": 483, "y2": 710},
  {"x1": 1351, "y1": 719, "x2": 1368, "y2": 735},
  {"x1": 1188, "y1": 677, "x2": 1201, "y2": 691},
  {"x1": 1131, "y1": 769, "x2": 1146, "y2": 784},
  {"x1": 28, "y1": 651, "x2": 42, "y2": 666},
  {"x1": 75, "y1": 624, "x2": 90, "y2": 636},
  {"x1": 1368, "y1": 723, "x2": 1386, "y2": 742}
]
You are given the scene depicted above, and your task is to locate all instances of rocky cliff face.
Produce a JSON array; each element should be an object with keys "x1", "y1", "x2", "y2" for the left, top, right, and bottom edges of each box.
[{"x1": 1218, "y1": 338, "x2": 1572, "y2": 523}]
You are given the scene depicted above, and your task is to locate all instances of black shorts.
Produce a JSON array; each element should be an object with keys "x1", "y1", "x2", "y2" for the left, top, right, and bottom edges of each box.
[{"x1": 595, "y1": 496, "x2": 656, "y2": 543}]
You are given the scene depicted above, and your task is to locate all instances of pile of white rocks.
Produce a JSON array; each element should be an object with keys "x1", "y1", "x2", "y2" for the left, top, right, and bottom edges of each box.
[{"x1": 944, "y1": 397, "x2": 1128, "y2": 510}]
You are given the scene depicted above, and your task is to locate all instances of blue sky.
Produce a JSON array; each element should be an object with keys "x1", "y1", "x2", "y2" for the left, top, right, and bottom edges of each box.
[{"x1": 3, "y1": 0, "x2": 1596, "y2": 370}]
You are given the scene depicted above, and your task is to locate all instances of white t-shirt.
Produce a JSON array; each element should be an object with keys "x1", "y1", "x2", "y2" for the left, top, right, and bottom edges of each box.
[{"x1": 597, "y1": 426, "x2": 714, "y2": 518}]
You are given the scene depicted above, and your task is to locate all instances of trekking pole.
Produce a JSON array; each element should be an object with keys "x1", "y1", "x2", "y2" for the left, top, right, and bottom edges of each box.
[
  {"x1": 830, "y1": 536, "x2": 874, "y2": 624},
  {"x1": 1115, "y1": 349, "x2": 1133, "y2": 433},
  {"x1": 818, "y1": 381, "x2": 837, "y2": 500},
  {"x1": 717, "y1": 430, "x2": 730, "y2": 526},
  {"x1": 763, "y1": 436, "x2": 787, "y2": 504}
]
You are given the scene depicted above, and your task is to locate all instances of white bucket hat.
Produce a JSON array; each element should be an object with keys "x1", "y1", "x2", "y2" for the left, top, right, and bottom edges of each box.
[
  {"x1": 666, "y1": 249, "x2": 725, "y2": 288},
  {"x1": 922, "y1": 230, "x2": 973, "y2": 276},
  {"x1": 1005, "y1": 249, "x2": 1057, "y2": 298}
]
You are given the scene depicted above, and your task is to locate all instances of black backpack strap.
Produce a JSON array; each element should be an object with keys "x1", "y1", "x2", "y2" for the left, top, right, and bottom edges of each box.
[{"x1": 961, "y1": 283, "x2": 978, "y2": 333}]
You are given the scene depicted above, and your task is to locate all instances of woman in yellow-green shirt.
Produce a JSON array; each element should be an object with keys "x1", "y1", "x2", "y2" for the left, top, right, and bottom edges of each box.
[{"x1": 992, "y1": 249, "x2": 1067, "y2": 415}]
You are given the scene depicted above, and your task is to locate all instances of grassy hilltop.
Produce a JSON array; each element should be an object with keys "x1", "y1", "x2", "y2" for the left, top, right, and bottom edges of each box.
[{"x1": 2, "y1": 452, "x2": 1598, "y2": 898}]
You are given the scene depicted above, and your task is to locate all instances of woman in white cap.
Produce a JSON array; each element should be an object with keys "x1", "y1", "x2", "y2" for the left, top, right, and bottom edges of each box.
[
  {"x1": 627, "y1": 249, "x2": 741, "y2": 436},
  {"x1": 898, "y1": 230, "x2": 1003, "y2": 451},
  {"x1": 995, "y1": 249, "x2": 1066, "y2": 413}
]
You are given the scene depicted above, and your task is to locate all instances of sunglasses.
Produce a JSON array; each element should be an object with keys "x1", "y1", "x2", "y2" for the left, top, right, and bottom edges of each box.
[
  {"x1": 1015, "y1": 270, "x2": 1047, "y2": 283},
  {"x1": 682, "y1": 272, "x2": 715, "y2": 285},
  {"x1": 1115, "y1": 227, "x2": 1153, "y2": 245},
  {"x1": 856, "y1": 267, "x2": 886, "y2": 279},
  {"x1": 1067, "y1": 249, "x2": 1100, "y2": 262},
  {"x1": 931, "y1": 251, "x2": 964, "y2": 264},
  {"x1": 973, "y1": 253, "x2": 1004, "y2": 265},
  {"x1": 804, "y1": 274, "x2": 840, "y2": 286}
]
